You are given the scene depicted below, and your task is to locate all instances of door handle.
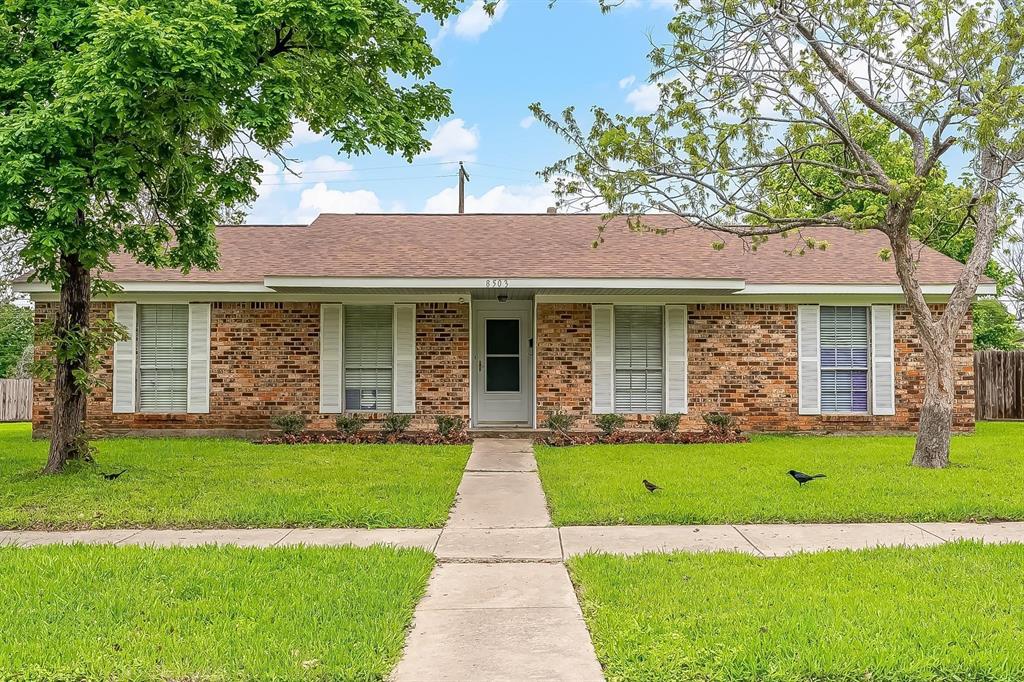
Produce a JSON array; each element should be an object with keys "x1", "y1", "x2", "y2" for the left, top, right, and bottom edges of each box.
[{"x1": 478, "y1": 359, "x2": 482, "y2": 372}]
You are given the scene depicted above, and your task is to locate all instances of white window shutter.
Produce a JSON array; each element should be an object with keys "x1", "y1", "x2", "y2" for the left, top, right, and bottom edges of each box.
[
  {"x1": 320, "y1": 304, "x2": 343, "y2": 413},
  {"x1": 664, "y1": 305, "x2": 688, "y2": 413},
  {"x1": 186, "y1": 303, "x2": 211, "y2": 414},
  {"x1": 393, "y1": 304, "x2": 416, "y2": 413},
  {"x1": 112, "y1": 303, "x2": 137, "y2": 413},
  {"x1": 797, "y1": 305, "x2": 821, "y2": 415},
  {"x1": 591, "y1": 304, "x2": 614, "y2": 414},
  {"x1": 871, "y1": 305, "x2": 896, "y2": 415}
]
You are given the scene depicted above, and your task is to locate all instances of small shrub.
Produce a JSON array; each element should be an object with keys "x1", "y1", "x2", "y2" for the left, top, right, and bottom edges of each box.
[
  {"x1": 381, "y1": 413, "x2": 414, "y2": 437},
  {"x1": 651, "y1": 413, "x2": 681, "y2": 433},
  {"x1": 435, "y1": 415, "x2": 465, "y2": 439},
  {"x1": 336, "y1": 414, "x2": 365, "y2": 437},
  {"x1": 595, "y1": 413, "x2": 626, "y2": 436},
  {"x1": 702, "y1": 411, "x2": 735, "y2": 433},
  {"x1": 545, "y1": 410, "x2": 577, "y2": 434},
  {"x1": 271, "y1": 413, "x2": 306, "y2": 436}
]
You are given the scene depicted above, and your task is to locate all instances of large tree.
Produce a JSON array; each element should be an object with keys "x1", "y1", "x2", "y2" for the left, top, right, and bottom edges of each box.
[
  {"x1": 533, "y1": 0, "x2": 1024, "y2": 468},
  {"x1": 1, "y1": 0, "x2": 456, "y2": 473}
]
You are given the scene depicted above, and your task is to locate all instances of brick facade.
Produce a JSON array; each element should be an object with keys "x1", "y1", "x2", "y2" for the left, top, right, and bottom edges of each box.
[
  {"x1": 534, "y1": 302, "x2": 974, "y2": 433},
  {"x1": 33, "y1": 301, "x2": 469, "y2": 435},
  {"x1": 33, "y1": 299, "x2": 972, "y2": 436}
]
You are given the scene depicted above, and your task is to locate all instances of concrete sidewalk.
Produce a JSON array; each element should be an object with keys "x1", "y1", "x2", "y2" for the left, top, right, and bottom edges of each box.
[
  {"x1": 5, "y1": 522, "x2": 1023, "y2": 556},
  {"x1": 559, "y1": 522, "x2": 1024, "y2": 557},
  {"x1": 391, "y1": 439, "x2": 604, "y2": 682},
  {"x1": 0, "y1": 527, "x2": 441, "y2": 550}
]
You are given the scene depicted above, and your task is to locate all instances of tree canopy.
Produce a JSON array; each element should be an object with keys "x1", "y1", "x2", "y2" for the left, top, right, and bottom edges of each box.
[
  {"x1": 1, "y1": 0, "x2": 455, "y2": 288},
  {"x1": 0, "y1": 0, "x2": 457, "y2": 472}
]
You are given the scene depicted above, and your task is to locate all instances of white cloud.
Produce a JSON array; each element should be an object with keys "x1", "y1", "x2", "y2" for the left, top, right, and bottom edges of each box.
[
  {"x1": 296, "y1": 182, "x2": 383, "y2": 221},
  {"x1": 420, "y1": 118, "x2": 480, "y2": 162},
  {"x1": 625, "y1": 83, "x2": 661, "y2": 114},
  {"x1": 453, "y1": 0, "x2": 508, "y2": 40},
  {"x1": 423, "y1": 182, "x2": 554, "y2": 213},
  {"x1": 289, "y1": 119, "x2": 327, "y2": 146},
  {"x1": 519, "y1": 115, "x2": 535, "y2": 129},
  {"x1": 618, "y1": 75, "x2": 636, "y2": 89},
  {"x1": 253, "y1": 154, "x2": 354, "y2": 199}
]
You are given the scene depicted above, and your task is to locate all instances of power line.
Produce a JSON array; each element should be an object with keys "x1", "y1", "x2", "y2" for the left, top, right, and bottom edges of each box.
[
  {"x1": 266, "y1": 160, "x2": 460, "y2": 177},
  {"x1": 260, "y1": 173, "x2": 458, "y2": 187}
]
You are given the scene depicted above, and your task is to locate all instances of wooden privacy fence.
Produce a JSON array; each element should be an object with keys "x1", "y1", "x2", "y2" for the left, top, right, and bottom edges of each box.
[
  {"x1": 975, "y1": 350, "x2": 1024, "y2": 421},
  {"x1": 0, "y1": 379, "x2": 31, "y2": 422}
]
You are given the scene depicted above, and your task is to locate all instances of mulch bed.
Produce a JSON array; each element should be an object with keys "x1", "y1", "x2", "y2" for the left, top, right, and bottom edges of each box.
[
  {"x1": 257, "y1": 431, "x2": 473, "y2": 446},
  {"x1": 542, "y1": 429, "x2": 748, "y2": 447}
]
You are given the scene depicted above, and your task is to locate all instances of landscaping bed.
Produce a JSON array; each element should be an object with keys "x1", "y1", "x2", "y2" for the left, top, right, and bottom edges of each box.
[
  {"x1": 0, "y1": 423, "x2": 470, "y2": 530},
  {"x1": 0, "y1": 543, "x2": 433, "y2": 681},
  {"x1": 536, "y1": 422, "x2": 1024, "y2": 525},
  {"x1": 570, "y1": 542, "x2": 1024, "y2": 681}
]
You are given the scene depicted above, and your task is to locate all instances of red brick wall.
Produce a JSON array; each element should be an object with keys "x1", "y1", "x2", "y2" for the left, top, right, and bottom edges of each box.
[
  {"x1": 534, "y1": 302, "x2": 974, "y2": 433},
  {"x1": 415, "y1": 303, "x2": 470, "y2": 421},
  {"x1": 536, "y1": 303, "x2": 592, "y2": 419},
  {"x1": 33, "y1": 299, "x2": 972, "y2": 435},
  {"x1": 33, "y1": 301, "x2": 469, "y2": 435}
]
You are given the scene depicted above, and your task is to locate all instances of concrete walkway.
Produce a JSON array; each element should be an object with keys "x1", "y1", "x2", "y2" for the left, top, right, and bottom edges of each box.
[
  {"x1": 391, "y1": 439, "x2": 604, "y2": 681},
  {"x1": 7, "y1": 521, "x2": 1024, "y2": 556},
  {"x1": 0, "y1": 527, "x2": 440, "y2": 549}
]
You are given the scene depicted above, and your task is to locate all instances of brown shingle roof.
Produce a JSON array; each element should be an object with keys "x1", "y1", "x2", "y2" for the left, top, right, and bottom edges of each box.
[{"x1": 103, "y1": 213, "x2": 970, "y2": 285}]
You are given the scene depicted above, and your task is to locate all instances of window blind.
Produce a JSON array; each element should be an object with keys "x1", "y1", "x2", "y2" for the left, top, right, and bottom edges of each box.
[
  {"x1": 614, "y1": 305, "x2": 664, "y2": 412},
  {"x1": 344, "y1": 305, "x2": 393, "y2": 411},
  {"x1": 820, "y1": 306, "x2": 870, "y2": 413},
  {"x1": 137, "y1": 304, "x2": 189, "y2": 413}
]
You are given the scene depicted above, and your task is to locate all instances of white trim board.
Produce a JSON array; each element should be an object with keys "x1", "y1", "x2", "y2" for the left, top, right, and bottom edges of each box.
[
  {"x1": 18, "y1": 279, "x2": 996, "y2": 301},
  {"x1": 263, "y1": 276, "x2": 747, "y2": 291}
]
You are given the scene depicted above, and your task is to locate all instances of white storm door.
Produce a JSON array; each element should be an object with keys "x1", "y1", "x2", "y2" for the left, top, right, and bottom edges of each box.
[{"x1": 473, "y1": 301, "x2": 532, "y2": 426}]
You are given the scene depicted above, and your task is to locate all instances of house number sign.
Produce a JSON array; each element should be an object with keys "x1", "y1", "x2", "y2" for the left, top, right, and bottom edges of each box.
[{"x1": 484, "y1": 279, "x2": 510, "y2": 288}]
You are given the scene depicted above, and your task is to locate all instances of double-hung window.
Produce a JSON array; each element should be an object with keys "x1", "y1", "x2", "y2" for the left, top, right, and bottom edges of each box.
[
  {"x1": 136, "y1": 304, "x2": 189, "y2": 412},
  {"x1": 344, "y1": 305, "x2": 393, "y2": 411},
  {"x1": 819, "y1": 306, "x2": 870, "y2": 413},
  {"x1": 613, "y1": 305, "x2": 664, "y2": 412}
]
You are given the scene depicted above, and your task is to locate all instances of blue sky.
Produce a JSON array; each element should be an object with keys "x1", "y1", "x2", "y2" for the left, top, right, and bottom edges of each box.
[{"x1": 245, "y1": 0, "x2": 675, "y2": 224}]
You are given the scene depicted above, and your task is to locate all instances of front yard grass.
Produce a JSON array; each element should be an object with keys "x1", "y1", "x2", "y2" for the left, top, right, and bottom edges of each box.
[
  {"x1": 570, "y1": 542, "x2": 1024, "y2": 682},
  {"x1": 536, "y1": 422, "x2": 1024, "y2": 525},
  {"x1": 0, "y1": 423, "x2": 469, "y2": 529},
  {"x1": 0, "y1": 543, "x2": 433, "y2": 681}
]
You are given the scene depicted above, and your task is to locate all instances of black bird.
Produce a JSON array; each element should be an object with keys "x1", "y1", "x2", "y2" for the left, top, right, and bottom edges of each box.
[
  {"x1": 788, "y1": 469, "x2": 825, "y2": 486},
  {"x1": 101, "y1": 468, "x2": 128, "y2": 481},
  {"x1": 643, "y1": 479, "x2": 661, "y2": 493}
]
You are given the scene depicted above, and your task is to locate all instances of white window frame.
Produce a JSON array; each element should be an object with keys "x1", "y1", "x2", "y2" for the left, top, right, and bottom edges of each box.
[
  {"x1": 135, "y1": 302, "x2": 190, "y2": 414},
  {"x1": 612, "y1": 304, "x2": 665, "y2": 414},
  {"x1": 819, "y1": 305, "x2": 872, "y2": 415},
  {"x1": 343, "y1": 304, "x2": 395, "y2": 412}
]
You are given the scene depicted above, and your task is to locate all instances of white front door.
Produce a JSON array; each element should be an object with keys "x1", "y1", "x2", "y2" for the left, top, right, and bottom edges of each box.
[{"x1": 472, "y1": 301, "x2": 532, "y2": 426}]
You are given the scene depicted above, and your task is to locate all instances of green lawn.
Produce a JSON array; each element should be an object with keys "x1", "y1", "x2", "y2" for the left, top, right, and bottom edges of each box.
[
  {"x1": 0, "y1": 543, "x2": 432, "y2": 681},
  {"x1": 570, "y1": 542, "x2": 1024, "y2": 682},
  {"x1": 0, "y1": 423, "x2": 469, "y2": 529},
  {"x1": 536, "y1": 422, "x2": 1024, "y2": 525}
]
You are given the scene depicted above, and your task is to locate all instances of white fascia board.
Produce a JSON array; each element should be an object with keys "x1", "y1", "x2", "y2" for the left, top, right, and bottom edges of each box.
[
  {"x1": 13, "y1": 281, "x2": 272, "y2": 294},
  {"x1": 263, "y1": 276, "x2": 748, "y2": 291},
  {"x1": 737, "y1": 283, "x2": 998, "y2": 296}
]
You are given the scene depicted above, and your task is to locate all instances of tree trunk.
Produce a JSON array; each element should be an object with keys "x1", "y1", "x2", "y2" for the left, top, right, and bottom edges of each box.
[
  {"x1": 43, "y1": 253, "x2": 92, "y2": 474},
  {"x1": 911, "y1": 339, "x2": 956, "y2": 468}
]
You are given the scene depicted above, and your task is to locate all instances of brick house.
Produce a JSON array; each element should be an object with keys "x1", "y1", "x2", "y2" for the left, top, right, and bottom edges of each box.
[{"x1": 19, "y1": 213, "x2": 988, "y2": 436}]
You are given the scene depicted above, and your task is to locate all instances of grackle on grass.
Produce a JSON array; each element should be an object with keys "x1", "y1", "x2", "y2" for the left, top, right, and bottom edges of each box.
[{"x1": 788, "y1": 469, "x2": 825, "y2": 486}]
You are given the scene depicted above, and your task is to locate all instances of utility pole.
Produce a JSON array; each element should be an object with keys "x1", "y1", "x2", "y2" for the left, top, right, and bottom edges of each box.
[{"x1": 458, "y1": 161, "x2": 470, "y2": 214}]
